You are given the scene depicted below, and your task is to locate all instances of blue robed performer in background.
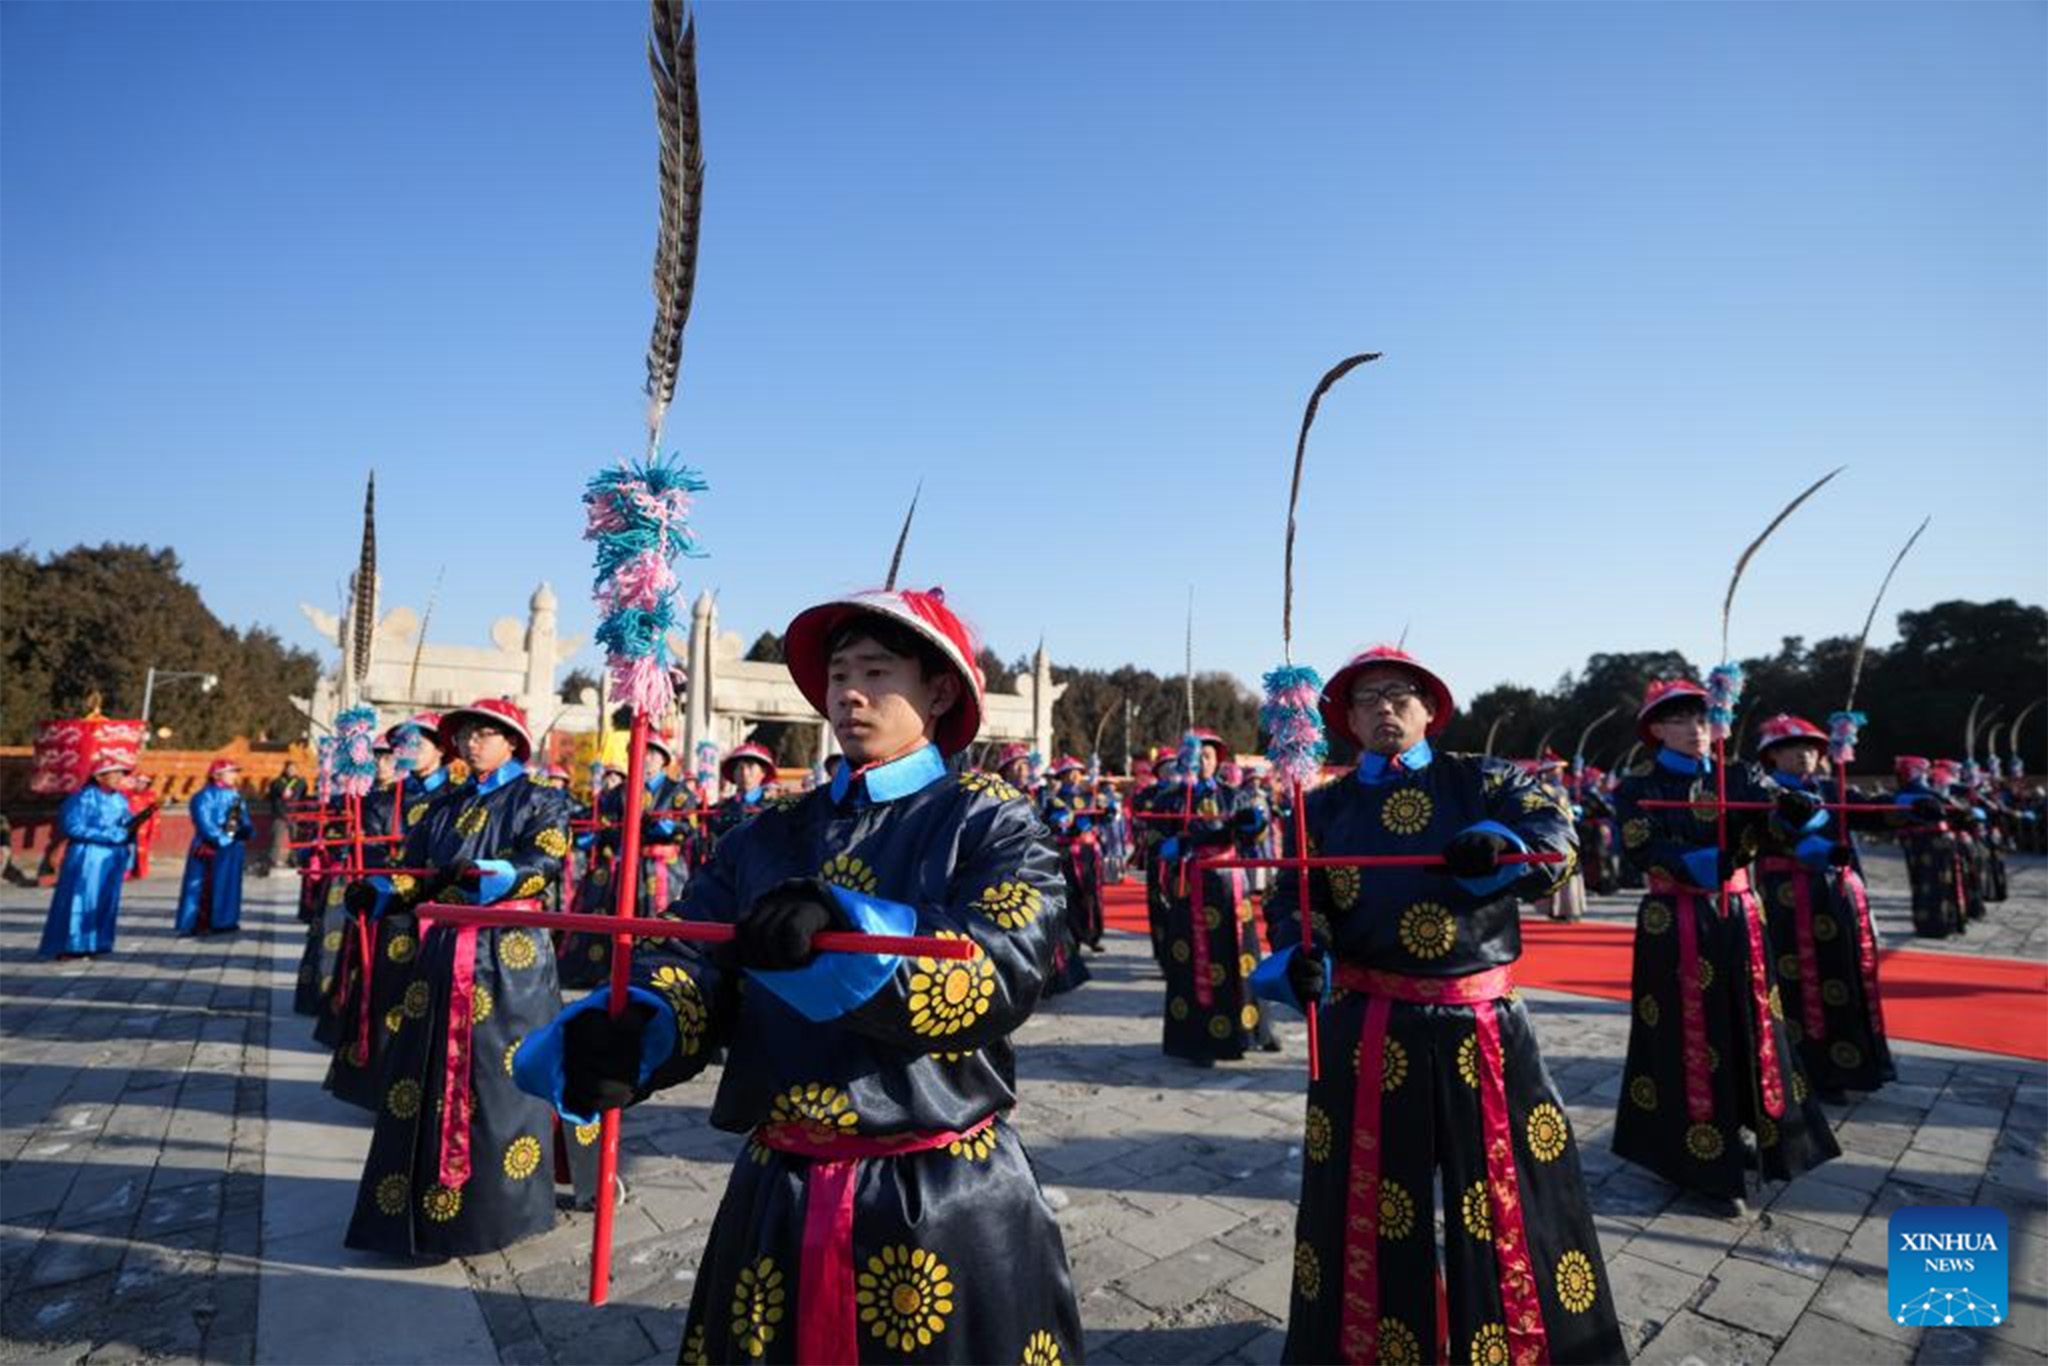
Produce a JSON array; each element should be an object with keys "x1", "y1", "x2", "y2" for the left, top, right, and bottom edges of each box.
[
  {"x1": 177, "y1": 757, "x2": 253, "y2": 935},
  {"x1": 40, "y1": 757, "x2": 142, "y2": 959}
]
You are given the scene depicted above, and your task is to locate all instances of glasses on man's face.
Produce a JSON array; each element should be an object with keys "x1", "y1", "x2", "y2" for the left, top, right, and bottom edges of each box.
[{"x1": 1349, "y1": 684, "x2": 1423, "y2": 710}]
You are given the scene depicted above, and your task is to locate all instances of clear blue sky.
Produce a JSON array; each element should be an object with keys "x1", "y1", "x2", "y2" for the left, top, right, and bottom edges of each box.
[{"x1": 4, "y1": 2, "x2": 2043, "y2": 706}]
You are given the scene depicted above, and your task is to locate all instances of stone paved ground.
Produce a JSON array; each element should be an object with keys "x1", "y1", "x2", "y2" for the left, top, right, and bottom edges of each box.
[{"x1": 2, "y1": 848, "x2": 2042, "y2": 1364}]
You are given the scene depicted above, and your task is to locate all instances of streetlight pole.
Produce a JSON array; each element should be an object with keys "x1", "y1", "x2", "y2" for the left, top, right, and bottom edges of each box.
[{"x1": 140, "y1": 667, "x2": 221, "y2": 746}]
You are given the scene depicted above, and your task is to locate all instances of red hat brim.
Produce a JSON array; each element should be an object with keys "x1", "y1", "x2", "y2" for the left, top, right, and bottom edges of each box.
[
  {"x1": 784, "y1": 592, "x2": 984, "y2": 757},
  {"x1": 1319, "y1": 654, "x2": 1455, "y2": 744},
  {"x1": 1636, "y1": 683, "x2": 1710, "y2": 744}
]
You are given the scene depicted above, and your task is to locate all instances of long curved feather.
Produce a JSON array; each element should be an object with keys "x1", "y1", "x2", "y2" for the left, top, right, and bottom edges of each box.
[
  {"x1": 351, "y1": 472, "x2": 377, "y2": 685},
  {"x1": 1482, "y1": 709, "x2": 1513, "y2": 760},
  {"x1": 1283, "y1": 353, "x2": 1380, "y2": 662},
  {"x1": 1964, "y1": 693, "x2": 1984, "y2": 757},
  {"x1": 1844, "y1": 516, "x2": 1929, "y2": 711},
  {"x1": 1532, "y1": 725, "x2": 1558, "y2": 763},
  {"x1": 1985, "y1": 722, "x2": 2005, "y2": 771},
  {"x1": 643, "y1": 0, "x2": 705, "y2": 455},
  {"x1": 1573, "y1": 704, "x2": 1619, "y2": 762},
  {"x1": 884, "y1": 481, "x2": 921, "y2": 591},
  {"x1": 1722, "y1": 466, "x2": 1843, "y2": 658},
  {"x1": 407, "y1": 563, "x2": 445, "y2": 699}
]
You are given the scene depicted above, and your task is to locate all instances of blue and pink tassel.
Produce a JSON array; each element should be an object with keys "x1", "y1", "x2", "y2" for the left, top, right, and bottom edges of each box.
[
  {"x1": 1260, "y1": 665, "x2": 1326, "y2": 791},
  {"x1": 1705, "y1": 662, "x2": 1744, "y2": 741},
  {"x1": 584, "y1": 457, "x2": 708, "y2": 718},
  {"x1": 1826, "y1": 710, "x2": 1865, "y2": 766},
  {"x1": 332, "y1": 705, "x2": 379, "y2": 799}
]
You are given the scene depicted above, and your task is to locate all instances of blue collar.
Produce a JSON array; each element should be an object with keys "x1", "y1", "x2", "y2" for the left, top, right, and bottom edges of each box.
[
  {"x1": 1357, "y1": 739, "x2": 1432, "y2": 785},
  {"x1": 472, "y1": 759, "x2": 526, "y2": 794},
  {"x1": 831, "y1": 743, "x2": 946, "y2": 806},
  {"x1": 1775, "y1": 772, "x2": 1820, "y2": 791},
  {"x1": 408, "y1": 769, "x2": 447, "y2": 794},
  {"x1": 740, "y1": 786, "x2": 764, "y2": 807},
  {"x1": 645, "y1": 773, "x2": 666, "y2": 794},
  {"x1": 1656, "y1": 748, "x2": 1711, "y2": 776}
]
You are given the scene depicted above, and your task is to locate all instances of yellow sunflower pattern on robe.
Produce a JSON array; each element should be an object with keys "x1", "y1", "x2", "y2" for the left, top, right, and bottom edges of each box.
[
  {"x1": 819, "y1": 853, "x2": 879, "y2": 895},
  {"x1": 1455, "y1": 1034, "x2": 1480, "y2": 1087},
  {"x1": 497, "y1": 930, "x2": 539, "y2": 970},
  {"x1": 769, "y1": 1082, "x2": 860, "y2": 1138},
  {"x1": 1623, "y1": 818, "x2": 1651, "y2": 850},
  {"x1": 678, "y1": 1324, "x2": 707, "y2": 1366},
  {"x1": 1380, "y1": 788, "x2": 1434, "y2": 836},
  {"x1": 533, "y1": 826, "x2": 570, "y2": 859},
  {"x1": 1021, "y1": 1329, "x2": 1062, "y2": 1366},
  {"x1": 1629, "y1": 1075, "x2": 1657, "y2": 1111},
  {"x1": 385, "y1": 1078, "x2": 422, "y2": 1120},
  {"x1": 1398, "y1": 902, "x2": 1456, "y2": 960},
  {"x1": 957, "y1": 770, "x2": 1023, "y2": 804},
  {"x1": 1525, "y1": 1102, "x2": 1569, "y2": 1161},
  {"x1": 386, "y1": 932, "x2": 418, "y2": 964},
  {"x1": 503, "y1": 1134, "x2": 542, "y2": 1180},
  {"x1": 471, "y1": 983, "x2": 494, "y2": 1024},
  {"x1": 1379, "y1": 1180, "x2": 1417, "y2": 1239},
  {"x1": 856, "y1": 1245, "x2": 955, "y2": 1353},
  {"x1": 454, "y1": 804, "x2": 489, "y2": 839},
  {"x1": 1293, "y1": 1241, "x2": 1322, "y2": 1301},
  {"x1": 907, "y1": 932, "x2": 997, "y2": 1038},
  {"x1": 971, "y1": 880, "x2": 1041, "y2": 930},
  {"x1": 512, "y1": 873, "x2": 547, "y2": 899},
  {"x1": 1461, "y1": 1180, "x2": 1492, "y2": 1241},
  {"x1": 1304, "y1": 1104, "x2": 1332, "y2": 1163},
  {"x1": 421, "y1": 1183, "x2": 463, "y2": 1222},
  {"x1": 650, "y1": 964, "x2": 708, "y2": 1055},
  {"x1": 946, "y1": 1125, "x2": 999, "y2": 1162},
  {"x1": 374, "y1": 1173, "x2": 409, "y2": 1216},
  {"x1": 1641, "y1": 900, "x2": 1672, "y2": 934},
  {"x1": 1471, "y1": 1322, "x2": 1510, "y2": 1366},
  {"x1": 1685, "y1": 1122, "x2": 1724, "y2": 1161},
  {"x1": 1636, "y1": 994, "x2": 1660, "y2": 1027},
  {"x1": 1379, "y1": 1317, "x2": 1422, "y2": 1365},
  {"x1": 730, "y1": 1257, "x2": 786, "y2": 1358},
  {"x1": 403, "y1": 981, "x2": 431, "y2": 1019},
  {"x1": 1555, "y1": 1248, "x2": 1598, "y2": 1313}
]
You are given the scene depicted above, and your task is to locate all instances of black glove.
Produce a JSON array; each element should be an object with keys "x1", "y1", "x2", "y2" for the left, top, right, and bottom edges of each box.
[
  {"x1": 1286, "y1": 946, "x2": 1328, "y2": 1006},
  {"x1": 1233, "y1": 806, "x2": 1265, "y2": 834},
  {"x1": 1442, "y1": 829, "x2": 1512, "y2": 879},
  {"x1": 343, "y1": 880, "x2": 380, "y2": 915},
  {"x1": 734, "y1": 877, "x2": 840, "y2": 970},
  {"x1": 562, "y1": 1000, "x2": 656, "y2": 1117},
  {"x1": 1826, "y1": 843, "x2": 1856, "y2": 868},
  {"x1": 1912, "y1": 797, "x2": 1944, "y2": 821},
  {"x1": 1774, "y1": 789, "x2": 1823, "y2": 826},
  {"x1": 1189, "y1": 821, "x2": 1235, "y2": 848},
  {"x1": 1717, "y1": 847, "x2": 1748, "y2": 884}
]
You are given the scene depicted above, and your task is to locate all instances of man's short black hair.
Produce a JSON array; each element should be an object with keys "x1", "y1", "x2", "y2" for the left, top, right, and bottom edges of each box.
[
  {"x1": 1645, "y1": 696, "x2": 1708, "y2": 724},
  {"x1": 824, "y1": 613, "x2": 952, "y2": 682}
]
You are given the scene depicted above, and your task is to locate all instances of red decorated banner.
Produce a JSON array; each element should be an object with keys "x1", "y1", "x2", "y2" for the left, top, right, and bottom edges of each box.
[{"x1": 31, "y1": 716, "x2": 146, "y2": 795}]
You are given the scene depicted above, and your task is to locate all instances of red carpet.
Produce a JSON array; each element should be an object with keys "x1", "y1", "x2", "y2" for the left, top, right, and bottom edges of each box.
[{"x1": 1100, "y1": 883, "x2": 2048, "y2": 1062}]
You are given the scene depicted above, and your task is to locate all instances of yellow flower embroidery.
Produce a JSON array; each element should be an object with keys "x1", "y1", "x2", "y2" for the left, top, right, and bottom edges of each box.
[
  {"x1": 1462, "y1": 1180, "x2": 1493, "y2": 1241},
  {"x1": 1821, "y1": 979, "x2": 1848, "y2": 1007},
  {"x1": 1380, "y1": 788, "x2": 1434, "y2": 836},
  {"x1": 512, "y1": 873, "x2": 547, "y2": 899},
  {"x1": 403, "y1": 981, "x2": 431, "y2": 1019},
  {"x1": 972, "y1": 881, "x2": 1041, "y2": 930},
  {"x1": 1758, "y1": 1115, "x2": 1780, "y2": 1147},
  {"x1": 498, "y1": 930, "x2": 539, "y2": 970},
  {"x1": 1294, "y1": 1241, "x2": 1322, "y2": 1301},
  {"x1": 374, "y1": 1173, "x2": 409, "y2": 1216},
  {"x1": 651, "y1": 964, "x2": 707, "y2": 1054},
  {"x1": 1630, "y1": 1076, "x2": 1657, "y2": 1111},
  {"x1": 471, "y1": 984, "x2": 494, "y2": 1024},
  {"x1": 1381, "y1": 1037, "x2": 1409, "y2": 1093},
  {"x1": 946, "y1": 1126, "x2": 998, "y2": 1162},
  {"x1": 1238, "y1": 1003, "x2": 1260, "y2": 1031},
  {"x1": 421, "y1": 1183, "x2": 462, "y2": 1223},
  {"x1": 1778, "y1": 952, "x2": 1802, "y2": 979},
  {"x1": 1472, "y1": 1322, "x2": 1510, "y2": 1366},
  {"x1": 405, "y1": 803, "x2": 430, "y2": 827},
  {"x1": 1328, "y1": 864, "x2": 1361, "y2": 910},
  {"x1": 385, "y1": 932, "x2": 418, "y2": 964},
  {"x1": 384, "y1": 1006, "x2": 404, "y2": 1035},
  {"x1": 1830, "y1": 1041, "x2": 1863, "y2": 1070},
  {"x1": 1398, "y1": 902, "x2": 1456, "y2": 960},
  {"x1": 1555, "y1": 1249, "x2": 1598, "y2": 1313},
  {"x1": 1697, "y1": 959, "x2": 1716, "y2": 992},
  {"x1": 534, "y1": 827, "x2": 570, "y2": 858},
  {"x1": 1641, "y1": 900, "x2": 1672, "y2": 935},
  {"x1": 679, "y1": 1324, "x2": 707, "y2": 1366},
  {"x1": 730, "y1": 1257, "x2": 786, "y2": 1358},
  {"x1": 1526, "y1": 1102, "x2": 1568, "y2": 1161},
  {"x1": 1623, "y1": 818, "x2": 1651, "y2": 850},
  {"x1": 322, "y1": 929, "x2": 344, "y2": 953},
  {"x1": 819, "y1": 853, "x2": 879, "y2": 894},
  {"x1": 1456, "y1": 1034, "x2": 1481, "y2": 1087},
  {"x1": 1793, "y1": 1072, "x2": 1810, "y2": 1104},
  {"x1": 503, "y1": 1134, "x2": 542, "y2": 1180},
  {"x1": 574, "y1": 1120, "x2": 601, "y2": 1146},
  {"x1": 856, "y1": 1245, "x2": 954, "y2": 1353},
  {"x1": 958, "y1": 770, "x2": 1023, "y2": 803},
  {"x1": 1304, "y1": 1105, "x2": 1332, "y2": 1163},
  {"x1": 907, "y1": 933, "x2": 996, "y2": 1038},
  {"x1": 1636, "y1": 995, "x2": 1660, "y2": 1027},
  {"x1": 455, "y1": 805, "x2": 489, "y2": 839},
  {"x1": 770, "y1": 1082, "x2": 860, "y2": 1136},
  {"x1": 1685, "y1": 1122, "x2": 1724, "y2": 1161},
  {"x1": 1169, "y1": 996, "x2": 1190, "y2": 1020},
  {"x1": 1205, "y1": 1015, "x2": 1233, "y2": 1041},
  {"x1": 1168, "y1": 938, "x2": 1191, "y2": 963},
  {"x1": 1379, "y1": 1180, "x2": 1416, "y2": 1239},
  {"x1": 1380, "y1": 1317, "x2": 1422, "y2": 1365},
  {"x1": 504, "y1": 1038, "x2": 522, "y2": 1076},
  {"x1": 386, "y1": 1078, "x2": 422, "y2": 1120},
  {"x1": 1022, "y1": 1329, "x2": 1062, "y2": 1366}
]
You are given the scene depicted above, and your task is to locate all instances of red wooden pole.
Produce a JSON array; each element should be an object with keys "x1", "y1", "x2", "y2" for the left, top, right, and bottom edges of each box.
[
  {"x1": 1637, "y1": 799, "x2": 1896, "y2": 813},
  {"x1": 591, "y1": 711, "x2": 652, "y2": 1306},
  {"x1": 412, "y1": 903, "x2": 978, "y2": 958},
  {"x1": 1291, "y1": 780, "x2": 1319, "y2": 1082}
]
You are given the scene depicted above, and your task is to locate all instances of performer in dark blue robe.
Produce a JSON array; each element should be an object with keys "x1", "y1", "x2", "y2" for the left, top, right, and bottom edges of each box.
[
  {"x1": 1750, "y1": 714, "x2": 1895, "y2": 1101},
  {"x1": 1890, "y1": 756, "x2": 1969, "y2": 938},
  {"x1": 40, "y1": 759, "x2": 140, "y2": 959},
  {"x1": 705, "y1": 742, "x2": 778, "y2": 845},
  {"x1": 343, "y1": 697, "x2": 585, "y2": 1258},
  {"x1": 1132, "y1": 748, "x2": 1183, "y2": 967},
  {"x1": 324, "y1": 737, "x2": 422, "y2": 1110},
  {"x1": 562, "y1": 735, "x2": 693, "y2": 990},
  {"x1": 1611, "y1": 681, "x2": 1839, "y2": 1207},
  {"x1": 518, "y1": 587, "x2": 1080, "y2": 1366},
  {"x1": 1254, "y1": 645, "x2": 1623, "y2": 1366},
  {"x1": 175, "y1": 759, "x2": 251, "y2": 935},
  {"x1": 1157, "y1": 730, "x2": 1272, "y2": 1063}
]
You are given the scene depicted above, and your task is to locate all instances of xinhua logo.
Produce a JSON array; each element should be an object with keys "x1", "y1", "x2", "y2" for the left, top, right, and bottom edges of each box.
[{"x1": 1888, "y1": 1205, "x2": 2008, "y2": 1327}]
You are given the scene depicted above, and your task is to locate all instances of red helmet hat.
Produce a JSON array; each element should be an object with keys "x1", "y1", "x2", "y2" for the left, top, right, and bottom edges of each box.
[
  {"x1": 206, "y1": 757, "x2": 241, "y2": 780},
  {"x1": 1320, "y1": 645, "x2": 1456, "y2": 744},
  {"x1": 1636, "y1": 679, "x2": 1710, "y2": 743},
  {"x1": 990, "y1": 742, "x2": 1032, "y2": 774},
  {"x1": 1189, "y1": 728, "x2": 1234, "y2": 764},
  {"x1": 1930, "y1": 759, "x2": 1962, "y2": 783},
  {"x1": 1754, "y1": 713, "x2": 1828, "y2": 756},
  {"x1": 436, "y1": 697, "x2": 534, "y2": 763},
  {"x1": 1894, "y1": 755, "x2": 1932, "y2": 783},
  {"x1": 721, "y1": 743, "x2": 777, "y2": 783},
  {"x1": 783, "y1": 587, "x2": 986, "y2": 757},
  {"x1": 1048, "y1": 755, "x2": 1085, "y2": 778}
]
